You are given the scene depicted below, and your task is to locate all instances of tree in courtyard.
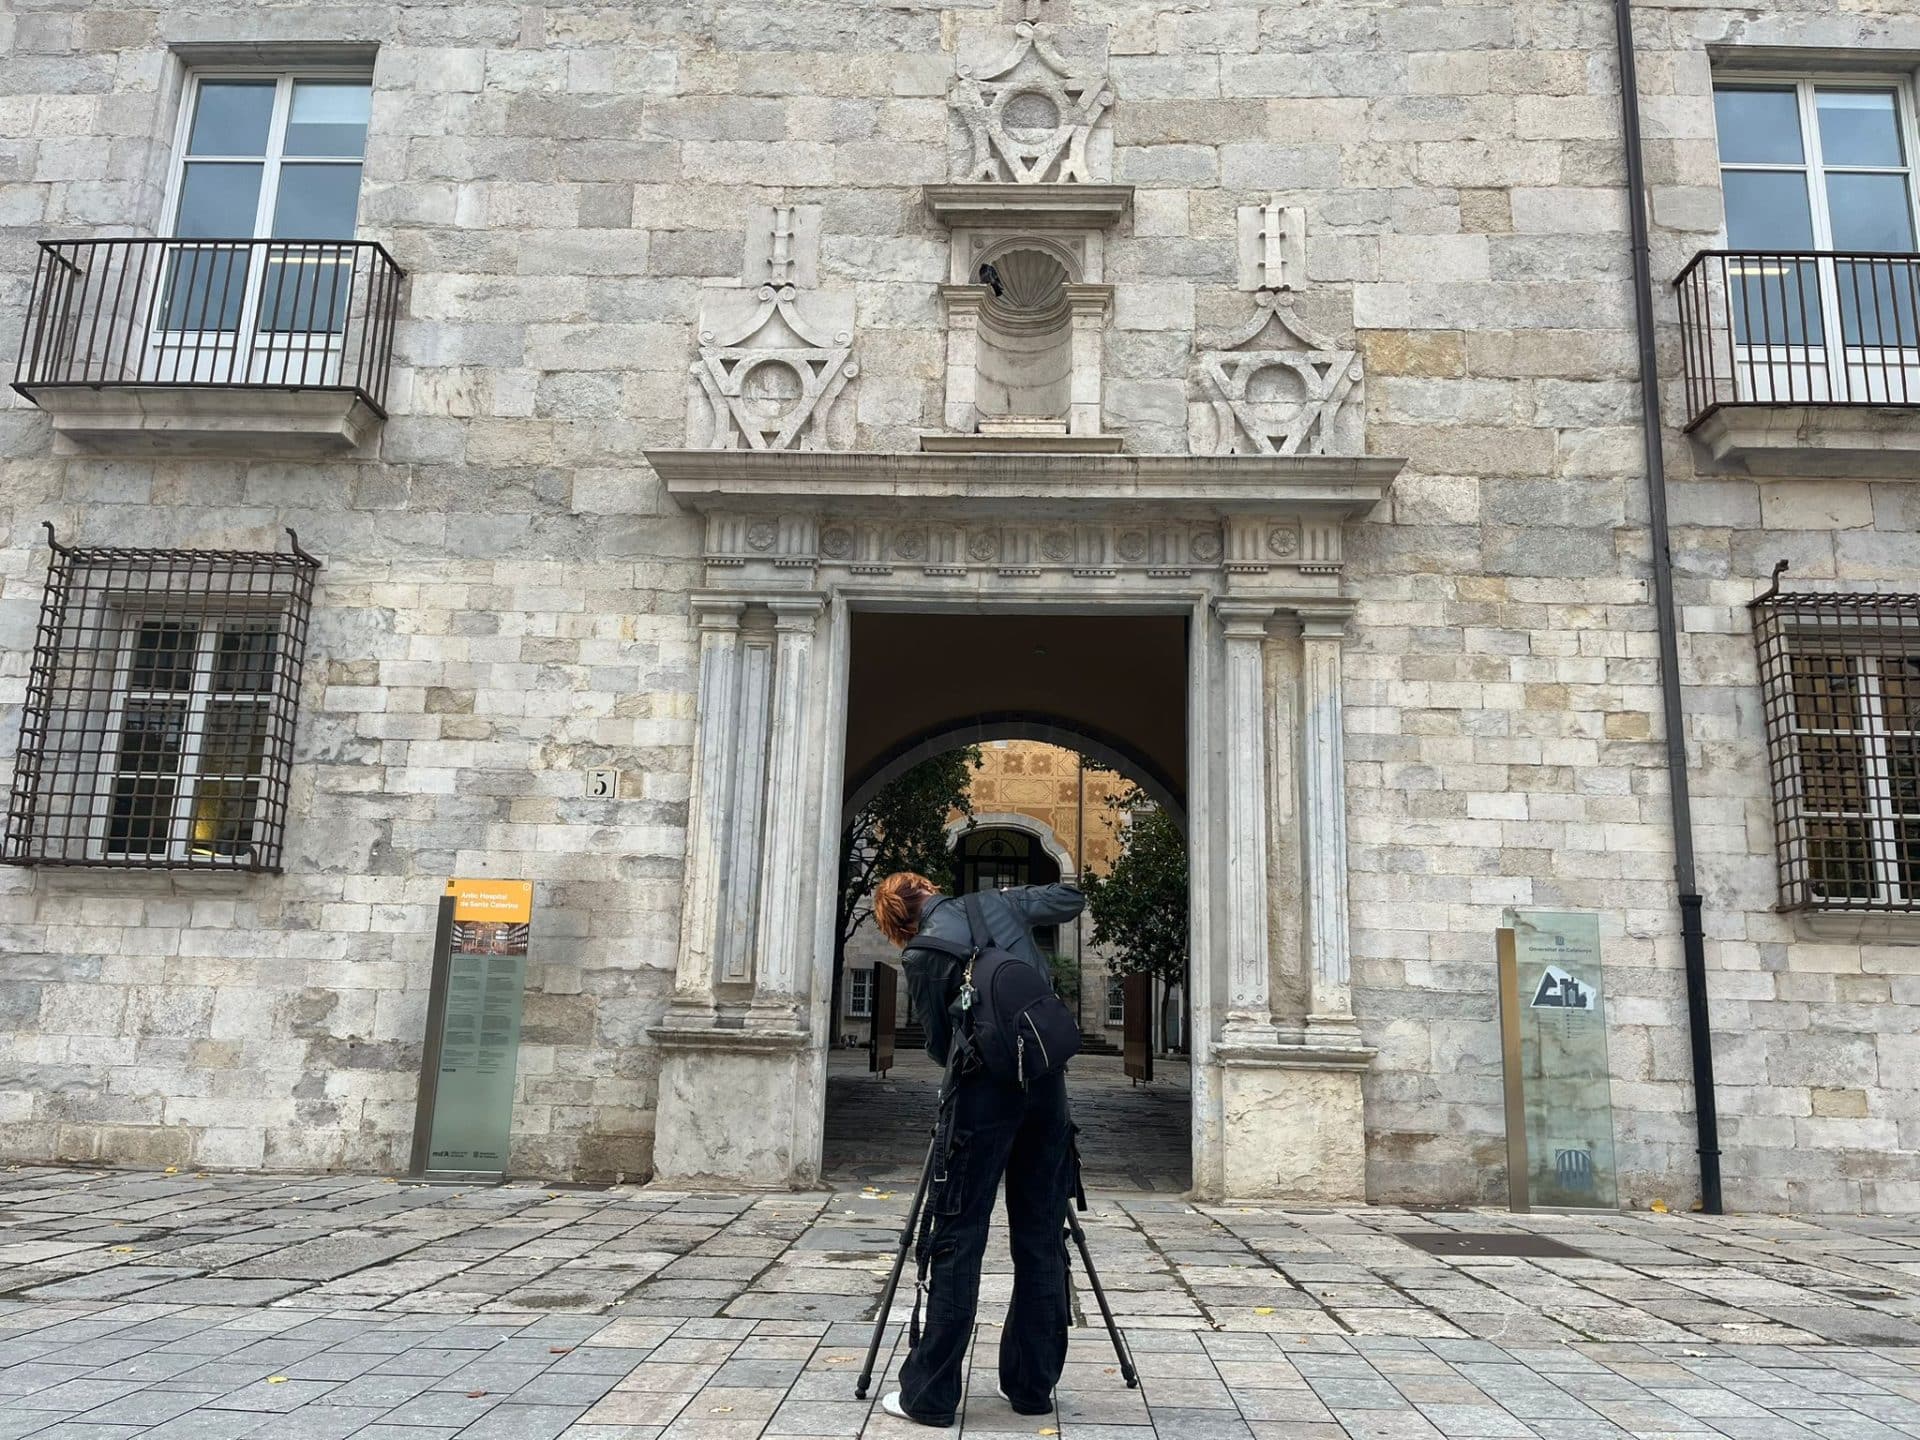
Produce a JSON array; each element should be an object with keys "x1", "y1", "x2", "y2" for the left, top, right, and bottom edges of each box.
[
  {"x1": 1083, "y1": 785, "x2": 1188, "y2": 1051},
  {"x1": 831, "y1": 747, "x2": 983, "y2": 1044}
]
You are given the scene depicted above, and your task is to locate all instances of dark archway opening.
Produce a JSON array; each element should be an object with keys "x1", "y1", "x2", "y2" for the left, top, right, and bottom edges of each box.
[{"x1": 823, "y1": 610, "x2": 1193, "y2": 1192}]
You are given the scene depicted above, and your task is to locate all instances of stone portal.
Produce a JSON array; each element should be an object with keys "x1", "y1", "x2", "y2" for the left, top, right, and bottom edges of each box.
[{"x1": 645, "y1": 449, "x2": 1399, "y2": 1201}]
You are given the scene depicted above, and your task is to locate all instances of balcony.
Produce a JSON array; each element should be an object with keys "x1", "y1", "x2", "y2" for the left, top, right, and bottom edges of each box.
[
  {"x1": 13, "y1": 237, "x2": 403, "y2": 457},
  {"x1": 1676, "y1": 249, "x2": 1920, "y2": 476}
]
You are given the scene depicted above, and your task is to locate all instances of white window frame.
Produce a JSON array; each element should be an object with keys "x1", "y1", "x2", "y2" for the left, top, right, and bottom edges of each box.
[
  {"x1": 1712, "y1": 74, "x2": 1920, "y2": 255},
  {"x1": 846, "y1": 967, "x2": 874, "y2": 1020},
  {"x1": 94, "y1": 610, "x2": 283, "y2": 866},
  {"x1": 1712, "y1": 73, "x2": 1920, "y2": 400},
  {"x1": 152, "y1": 68, "x2": 373, "y2": 382},
  {"x1": 163, "y1": 68, "x2": 374, "y2": 243},
  {"x1": 1105, "y1": 975, "x2": 1125, "y2": 1026},
  {"x1": 1784, "y1": 634, "x2": 1917, "y2": 910}
]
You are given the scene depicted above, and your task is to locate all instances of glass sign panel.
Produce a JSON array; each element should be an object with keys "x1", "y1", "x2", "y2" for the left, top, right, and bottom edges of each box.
[
  {"x1": 1498, "y1": 910, "x2": 1619, "y2": 1210},
  {"x1": 415, "y1": 879, "x2": 532, "y2": 1181}
]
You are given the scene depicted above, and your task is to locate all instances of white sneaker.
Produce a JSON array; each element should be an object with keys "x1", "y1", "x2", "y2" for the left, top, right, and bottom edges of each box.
[{"x1": 880, "y1": 1391, "x2": 945, "y2": 1427}]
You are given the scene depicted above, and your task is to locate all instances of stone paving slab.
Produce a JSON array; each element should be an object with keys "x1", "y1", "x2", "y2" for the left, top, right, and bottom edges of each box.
[
  {"x1": 824, "y1": 1052, "x2": 1191, "y2": 1193},
  {"x1": 0, "y1": 1169, "x2": 1913, "y2": 1438}
]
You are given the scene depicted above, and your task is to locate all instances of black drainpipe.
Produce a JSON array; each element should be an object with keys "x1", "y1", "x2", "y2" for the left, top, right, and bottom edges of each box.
[{"x1": 1612, "y1": 0, "x2": 1724, "y2": 1215}]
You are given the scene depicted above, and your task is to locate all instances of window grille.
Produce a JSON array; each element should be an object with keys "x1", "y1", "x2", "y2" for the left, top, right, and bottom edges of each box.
[
  {"x1": 4, "y1": 524, "x2": 320, "y2": 873},
  {"x1": 1106, "y1": 976, "x2": 1125, "y2": 1025},
  {"x1": 1751, "y1": 569, "x2": 1920, "y2": 913}
]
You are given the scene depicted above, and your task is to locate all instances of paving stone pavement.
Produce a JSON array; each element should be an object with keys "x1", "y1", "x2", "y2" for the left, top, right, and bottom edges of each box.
[
  {"x1": 824, "y1": 1050, "x2": 1192, "y2": 1192},
  {"x1": 0, "y1": 1167, "x2": 1916, "y2": 1439}
]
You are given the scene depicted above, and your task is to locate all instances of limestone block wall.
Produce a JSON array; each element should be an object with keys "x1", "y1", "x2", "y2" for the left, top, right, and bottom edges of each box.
[{"x1": 0, "y1": 0, "x2": 1914, "y2": 1206}]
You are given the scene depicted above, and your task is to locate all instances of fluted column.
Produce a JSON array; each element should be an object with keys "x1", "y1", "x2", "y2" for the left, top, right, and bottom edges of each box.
[
  {"x1": 1218, "y1": 600, "x2": 1277, "y2": 1044},
  {"x1": 748, "y1": 596, "x2": 825, "y2": 1029},
  {"x1": 718, "y1": 620, "x2": 776, "y2": 986},
  {"x1": 1300, "y1": 607, "x2": 1361, "y2": 1043},
  {"x1": 669, "y1": 599, "x2": 746, "y2": 1018}
]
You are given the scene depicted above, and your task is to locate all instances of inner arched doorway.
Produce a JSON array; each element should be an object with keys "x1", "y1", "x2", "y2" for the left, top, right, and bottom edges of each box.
[
  {"x1": 824, "y1": 727, "x2": 1194, "y2": 1190},
  {"x1": 822, "y1": 608, "x2": 1197, "y2": 1189}
]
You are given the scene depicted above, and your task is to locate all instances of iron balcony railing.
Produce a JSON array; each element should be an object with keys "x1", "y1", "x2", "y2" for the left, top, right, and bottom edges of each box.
[
  {"x1": 1675, "y1": 249, "x2": 1920, "y2": 430},
  {"x1": 13, "y1": 236, "x2": 404, "y2": 415}
]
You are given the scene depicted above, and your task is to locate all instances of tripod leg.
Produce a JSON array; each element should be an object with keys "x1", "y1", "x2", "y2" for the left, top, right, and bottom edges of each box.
[
  {"x1": 1065, "y1": 1203, "x2": 1138, "y2": 1388},
  {"x1": 854, "y1": 1133, "x2": 937, "y2": 1401}
]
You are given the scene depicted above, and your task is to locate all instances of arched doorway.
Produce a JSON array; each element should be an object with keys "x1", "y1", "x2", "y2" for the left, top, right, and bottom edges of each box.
[{"x1": 824, "y1": 732, "x2": 1195, "y2": 1191}]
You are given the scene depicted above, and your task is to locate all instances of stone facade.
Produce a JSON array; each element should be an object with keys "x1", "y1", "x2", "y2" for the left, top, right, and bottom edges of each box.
[{"x1": 0, "y1": 0, "x2": 1916, "y2": 1210}]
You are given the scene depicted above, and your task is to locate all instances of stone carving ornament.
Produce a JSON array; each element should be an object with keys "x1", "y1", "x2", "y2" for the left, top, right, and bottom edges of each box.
[
  {"x1": 954, "y1": 21, "x2": 1113, "y2": 184},
  {"x1": 1194, "y1": 291, "x2": 1363, "y2": 457},
  {"x1": 687, "y1": 206, "x2": 858, "y2": 452},
  {"x1": 688, "y1": 285, "x2": 856, "y2": 452}
]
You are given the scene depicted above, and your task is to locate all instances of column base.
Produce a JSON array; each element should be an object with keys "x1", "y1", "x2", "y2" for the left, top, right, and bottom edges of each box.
[
  {"x1": 1214, "y1": 1040, "x2": 1374, "y2": 1202},
  {"x1": 649, "y1": 1022, "x2": 816, "y2": 1189}
]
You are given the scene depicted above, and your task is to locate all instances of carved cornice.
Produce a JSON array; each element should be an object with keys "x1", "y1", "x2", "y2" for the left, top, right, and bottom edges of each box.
[
  {"x1": 924, "y1": 182, "x2": 1134, "y2": 229},
  {"x1": 649, "y1": 449, "x2": 1401, "y2": 520}
]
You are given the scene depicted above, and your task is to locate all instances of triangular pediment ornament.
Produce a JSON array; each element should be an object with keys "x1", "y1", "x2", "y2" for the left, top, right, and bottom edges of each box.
[
  {"x1": 954, "y1": 21, "x2": 1114, "y2": 184},
  {"x1": 1193, "y1": 292, "x2": 1364, "y2": 457},
  {"x1": 688, "y1": 207, "x2": 860, "y2": 452}
]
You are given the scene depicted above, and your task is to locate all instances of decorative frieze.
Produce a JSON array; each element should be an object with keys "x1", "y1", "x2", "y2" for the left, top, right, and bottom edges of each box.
[{"x1": 696, "y1": 513, "x2": 1355, "y2": 583}]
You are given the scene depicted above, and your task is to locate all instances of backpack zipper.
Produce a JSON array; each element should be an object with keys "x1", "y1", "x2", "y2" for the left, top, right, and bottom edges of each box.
[
  {"x1": 1023, "y1": 1013, "x2": 1050, "y2": 1071},
  {"x1": 1017, "y1": 1034, "x2": 1026, "y2": 1086}
]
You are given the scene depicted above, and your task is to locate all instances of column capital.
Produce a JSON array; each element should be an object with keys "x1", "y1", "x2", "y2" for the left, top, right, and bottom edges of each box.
[
  {"x1": 939, "y1": 283, "x2": 990, "y2": 319},
  {"x1": 1063, "y1": 282, "x2": 1114, "y2": 320},
  {"x1": 691, "y1": 596, "x2": 748, "y2": 631},
  {"x1": 1292, "y1": 604, "x2": 1354, "y2": 641},
  {"x1": 1214, "y1": 598, "x2": 1277, "y2": 639},
  {"x1": 767, "y1": 594, "x2": 828, "y2": 628}
]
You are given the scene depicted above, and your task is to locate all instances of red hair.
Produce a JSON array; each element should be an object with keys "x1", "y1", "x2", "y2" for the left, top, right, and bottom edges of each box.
[{"x1": 875, "y1": 872, "x2": 938, "y2": 947}]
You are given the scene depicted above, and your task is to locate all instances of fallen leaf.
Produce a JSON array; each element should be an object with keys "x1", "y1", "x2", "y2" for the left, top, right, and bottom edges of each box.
[
  {"x1": 467, "y1": 1390, "x2": 487, "y2": 1398},
  {"x1": 267, "y1": 1376, "x2": 287, "y2": 1385},
  {"x1": 193, "y1": 1172, "x2": 207, "y2": 1179},
  {"x1": 710, "y1": 1405, "x2": 734, "y2": 1414},
  {"x1": 1040, "y1": 1430, "x2": 1058, "y2": 1436},
  {"x1": 109, "y1": 1246, "x2": 135, "y2": 1254},
  {"x1": 548, "y1": 1347, "x2": 572, "y2": 1355},
  {"x1": 826, "y1": 1356, "x2": 850, "y2": 1365},
  {"x1": 1649, "y1": 1199, "x2": 1669, "y2": 1214},
  {"x1": 1254, "y1": 1307, "x2": 1275, "y2": 1316},
  {"x1": 163, "y1": 1166, "x2": 179, "y2": 1175}
]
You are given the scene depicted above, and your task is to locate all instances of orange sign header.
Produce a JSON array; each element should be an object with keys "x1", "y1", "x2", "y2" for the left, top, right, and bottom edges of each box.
[{"x1": 447, "y1": 878, "x2": 533, "y2": 924}]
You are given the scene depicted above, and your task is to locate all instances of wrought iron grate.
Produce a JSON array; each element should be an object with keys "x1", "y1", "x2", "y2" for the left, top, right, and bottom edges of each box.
[
  {"x1": 1751, "y1": 568, "x2": 1920, "y2": 914},
  {"x1": 3, "y1": 524, "x2": 320, "y2": 873},
  {"x1": 1397, "y1": 1232, "x2": 1588, "y2": 1258}
]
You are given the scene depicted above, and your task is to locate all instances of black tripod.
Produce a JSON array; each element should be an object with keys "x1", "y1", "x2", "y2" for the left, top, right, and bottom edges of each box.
[{"x1": 853, "y1": 1106, "x2": 1139, "y2": 1401}]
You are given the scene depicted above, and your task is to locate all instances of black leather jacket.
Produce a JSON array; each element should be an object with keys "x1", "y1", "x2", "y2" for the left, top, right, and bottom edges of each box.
[{"x1": 900, "y1": 884, "x2": 1086, "y2": 1065}]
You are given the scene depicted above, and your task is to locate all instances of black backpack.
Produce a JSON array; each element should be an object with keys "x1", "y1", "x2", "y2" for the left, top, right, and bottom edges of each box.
[{"x1": 917, "y1": 892, "x2": 1081, "y2": 1089}]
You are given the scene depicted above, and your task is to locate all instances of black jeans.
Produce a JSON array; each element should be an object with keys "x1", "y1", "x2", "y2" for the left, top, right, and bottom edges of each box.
[{"x1": 897, "y1": 1067, "x2": 1072, "y2": 1426}]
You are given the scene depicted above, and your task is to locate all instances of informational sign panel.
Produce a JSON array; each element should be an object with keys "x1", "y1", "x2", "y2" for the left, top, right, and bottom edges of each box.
[
  {"x1": 409, "y1": 879, "x2": 532, "y2": 1182},
  {"x1": 1496, "y1": 910, "x2": 1619, "y2": 1211},
  {"x1": 1123, "y1": 972, "x2": 1153, "y2": 1084},
  {"x1": 869, "y1": 963, "x2": 897, "y2": 1076}
]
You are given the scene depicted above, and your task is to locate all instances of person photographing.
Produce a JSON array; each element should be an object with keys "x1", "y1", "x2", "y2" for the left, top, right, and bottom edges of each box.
[{"x1": 869, "y1": 870, "x2": 1087, "y2": 1428}]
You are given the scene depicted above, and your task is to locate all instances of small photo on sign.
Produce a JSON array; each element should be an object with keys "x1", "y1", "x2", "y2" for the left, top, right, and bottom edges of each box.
[
  {"x1": 452, "y1": 920, "x2": 530, "y2": 957},
  {"x1": 1529, "y1": 964, "x2": 1594, "y2": 1011}
]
